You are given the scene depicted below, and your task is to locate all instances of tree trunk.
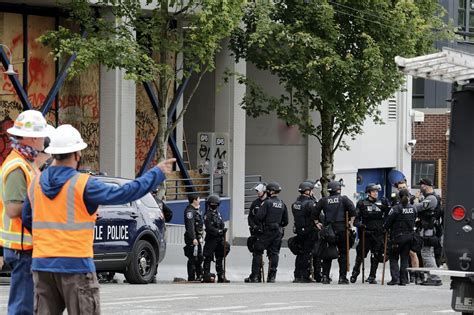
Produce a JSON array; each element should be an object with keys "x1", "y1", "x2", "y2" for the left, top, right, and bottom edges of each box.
[{"x1": 320, "y1": 108, "x2": 335, "y2": 197}]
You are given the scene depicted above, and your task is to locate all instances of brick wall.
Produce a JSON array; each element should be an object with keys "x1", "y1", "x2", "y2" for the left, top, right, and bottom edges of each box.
[{"x1": 412, "y1": 113, "x2": 450, "y2": 203}]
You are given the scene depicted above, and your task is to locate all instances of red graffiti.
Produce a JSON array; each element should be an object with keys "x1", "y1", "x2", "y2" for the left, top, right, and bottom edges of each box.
[
  {"x1": 28, "y1": 57, "x2": 49, "y2": 89},
  {"x1": 0, "y1": 118, "x2": 14, "y2": 164}
]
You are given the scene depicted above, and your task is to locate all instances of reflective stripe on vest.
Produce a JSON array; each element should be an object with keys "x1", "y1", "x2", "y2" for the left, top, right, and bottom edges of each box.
[
  {"x1": 30, "y1": 174, "x2": 95, "y2": 231},
  {"x1": 0, "y1": 150, "x2": 36, "y2": 250},
  {"x1": 30, "y1": 172, "x2": 96, "y2": 258}
]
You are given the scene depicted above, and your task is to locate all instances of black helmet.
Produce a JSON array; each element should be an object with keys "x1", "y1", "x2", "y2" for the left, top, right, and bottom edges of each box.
[
  {"x1": 266, "y1": 182, "x2": 282, "y2": 193},
  {"x1": 206, "y1": 194, "x2": 220, "y2": 205},
  {"x1": 298, "y1": 181, "x2": 314, "y2": 193},
  {"x1": 365, "y1": 183, "x2": 381, "y2": 193},
  {"x1": 327, "y1": 181, "x2": 341, "y2": 194}
]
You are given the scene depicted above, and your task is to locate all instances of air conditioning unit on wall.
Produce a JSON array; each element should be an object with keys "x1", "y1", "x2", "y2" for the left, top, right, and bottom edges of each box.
[{"x1": 411, "y1": 110, "x2": 425, "y2": 122}]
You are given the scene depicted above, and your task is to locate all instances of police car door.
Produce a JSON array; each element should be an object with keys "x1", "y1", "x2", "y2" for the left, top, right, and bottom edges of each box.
[{"x1": 94, "y1": 183, "x2": 138, "y2": 262}]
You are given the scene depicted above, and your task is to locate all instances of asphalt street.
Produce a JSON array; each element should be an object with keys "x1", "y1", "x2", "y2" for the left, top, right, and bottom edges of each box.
[{"x1": 0, "y1": 277, "x2": 459, "y2": 314}]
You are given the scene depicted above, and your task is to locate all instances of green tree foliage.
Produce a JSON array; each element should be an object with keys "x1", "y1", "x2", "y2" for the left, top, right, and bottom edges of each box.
[
  {"x1": 230, "y1": 0, "x2": 452, "y2": 194},
  {"x1": 40, "y1": 0, "x2": 244, "y2": 168}
]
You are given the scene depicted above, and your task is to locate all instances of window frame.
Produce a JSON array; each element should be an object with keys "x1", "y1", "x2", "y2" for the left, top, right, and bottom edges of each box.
[{"x1": 411, "y1": 160, "x2": 437, "y2": 188}]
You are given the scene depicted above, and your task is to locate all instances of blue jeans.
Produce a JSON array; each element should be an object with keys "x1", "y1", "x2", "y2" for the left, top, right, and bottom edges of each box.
[{"x1": 4, "y1": 248, "x2": 34, "y2": 315}]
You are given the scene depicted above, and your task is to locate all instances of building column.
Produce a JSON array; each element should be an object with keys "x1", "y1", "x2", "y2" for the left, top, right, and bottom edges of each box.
[
  {"x1": 99, "y1": 68, "x2": 136, "y2": 178},
  {"x1": 397, "y1": 75, "x2": 413, "y2": 186},
  {"x1": 215, "y1": 39, "x2": 247, "y2": 240}
]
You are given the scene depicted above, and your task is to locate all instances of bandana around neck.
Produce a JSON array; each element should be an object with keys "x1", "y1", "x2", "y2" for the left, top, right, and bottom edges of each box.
[{"x1": 10, "y1": 137, "x2": 38, "y2": 162}]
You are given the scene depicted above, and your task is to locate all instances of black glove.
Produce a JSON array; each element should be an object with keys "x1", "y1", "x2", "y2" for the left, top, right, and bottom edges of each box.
[
  {"x1": 357, "y1": 223, "x2": 367, "y2": 230},
  {"x1": 218, "y1": 228, "x2": 228, "y2": 236}
]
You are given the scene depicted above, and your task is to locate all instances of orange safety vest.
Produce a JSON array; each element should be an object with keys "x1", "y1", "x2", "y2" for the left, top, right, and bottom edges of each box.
[
  {"x1": 29, "y1": 173, "x2": 96, "y2": 258},
  {"x1": 0, "y1": 149, "x2": 36, "y2": 250}
]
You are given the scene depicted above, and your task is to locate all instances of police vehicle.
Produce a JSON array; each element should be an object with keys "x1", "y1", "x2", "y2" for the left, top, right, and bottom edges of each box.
[
  {"x1": 396, "y1": 48, "x2": 474, "y2": 314},
  {"x1": 93, "y1": 176, "x2": 167, "y2": 284}
]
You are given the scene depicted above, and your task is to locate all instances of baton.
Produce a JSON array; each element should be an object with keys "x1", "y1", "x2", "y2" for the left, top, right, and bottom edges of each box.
[
  {"x1": 346, "y1": 212, "x2": 350, "y2": 272},
  {"x1": 382, "y1": 232, "x2": 388, "y2": 285},
  {"x1": 362, "y1": 227, "x2": 365, "y2": 283}
]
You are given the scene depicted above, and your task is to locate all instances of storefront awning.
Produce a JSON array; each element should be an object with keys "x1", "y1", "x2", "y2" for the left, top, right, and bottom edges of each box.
[{"x1": 395, "y1": 47, "x2": 474, "y2": 85}]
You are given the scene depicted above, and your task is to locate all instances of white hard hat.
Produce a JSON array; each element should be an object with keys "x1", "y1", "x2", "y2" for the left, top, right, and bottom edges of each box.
[
  {"x1": 254, "y1": 183, "x2": 266, "y2": 193},
  {"x1": 7, "y1": 110, "x2": 53, "y2": 138},
  {"x1": 45, "y1": 124, "x2": 87, "y2": 154}
]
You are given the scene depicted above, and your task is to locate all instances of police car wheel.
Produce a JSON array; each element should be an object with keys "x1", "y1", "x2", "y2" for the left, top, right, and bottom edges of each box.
[{"x1": 124, "y1": 240, "x2": 157, "y2": 284}]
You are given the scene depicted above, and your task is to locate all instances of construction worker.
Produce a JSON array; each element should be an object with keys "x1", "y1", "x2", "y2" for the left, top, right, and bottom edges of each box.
[
  {"x1": 0, "y1": 110, "x2": 52, "y2": 315},
  {"x1": 21, "y1": 124, "x2": 175, "y2": 314}
]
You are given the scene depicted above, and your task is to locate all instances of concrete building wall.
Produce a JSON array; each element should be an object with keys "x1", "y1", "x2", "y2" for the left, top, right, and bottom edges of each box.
[{"x1": 245, "y1": 63, "x2": 308, "y2": 213}]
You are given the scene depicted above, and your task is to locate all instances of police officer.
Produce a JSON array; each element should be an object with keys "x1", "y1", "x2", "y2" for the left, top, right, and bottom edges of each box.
[
  {"x1": 350, "y1": 183, "x2": 388, "y2": 284},
  {"x1": 415, "y1": 178, "x2": 442, "y2": 286},
  {"x1": 255, "y1": 182, "x2": 289, "y2": 283},
  {"x1": 312, "y1": 180, "x2": 356, "y2": 284},
  {"x1": 245, "y1": 183, "x2": 266, "y2": 282},
  {"x1": 384, "y1": 189, "x2": 417, "y2": 285},
  {"x1": 203, "y1": 194, "x2": 230, "y2": 283},
  {"x1": 184, "y1": 194, "x2": 204, "y2": 281},
  {"x1": 305, "y1": 179, "x2": 323, "y2": 282},
  {"x1": 292, "y1": 181, "x2": 317, "y2": 282},
  {"x1": 393, "y1": 180, "x2": 421, "y2": 284}
]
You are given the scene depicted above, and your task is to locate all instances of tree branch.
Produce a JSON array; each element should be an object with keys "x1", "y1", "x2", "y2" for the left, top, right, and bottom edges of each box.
[{"x1": 331, "y1": 127, "x2": 346, "y2": 155}]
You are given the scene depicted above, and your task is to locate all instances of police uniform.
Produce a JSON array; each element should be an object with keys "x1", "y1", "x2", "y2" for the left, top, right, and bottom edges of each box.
[
  {"x1": 416, "y1": 193, "x2": 442, "y2": 284},
  {"x1": 255, "y1": 195, "x2": 289, "y2": 282},
  {"x1": 184, "y1": 204, "x2": 204, "y2": 281},
  {"x1": 384, "y1": 203, "x2": 417, "y2": 285},
  {"x1": 292, "y1": 194, "x2": 317, "y2": 282},
  {"x1": 312, "y1": 192, "x2": 356, "y2": 283},
  {"x1": 203, "y1": 207, "x2": 229, "y2": 282},
  {"x1": 245, "y1": 196, "x2": 265, "y2": 282},
  {"x1": 351, "y1": 197, "x2": 389, "y2": 283}
]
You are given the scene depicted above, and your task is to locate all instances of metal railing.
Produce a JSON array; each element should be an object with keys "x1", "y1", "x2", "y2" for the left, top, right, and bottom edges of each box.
[
  {"x1": 165, "y1": 175, "x2": 224, "y2": 200},
  {"x1": 244, "y1": 175, "x2": 263, "y2": 214}
]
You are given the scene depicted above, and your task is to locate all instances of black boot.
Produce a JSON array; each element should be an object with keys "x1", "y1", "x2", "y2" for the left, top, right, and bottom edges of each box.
[
  {"x1": 366, "y1": 276, "x2": 377, "y2": 284},
  {"x1": 350, "y1": 255, "x2": 362, "y2": 283},
  {"x1": 350, "y1": 271, "x2": 359, "y2": 284},
  {"x1": 267, "y1": 270, "x2": 277, "y2": 283},
  {"x1": 321, "y1": 275, "x2": 331, "y2": 284},
  {"x1": 218, "y1": 275, "x2": 230, "y2": 283},
  {"x1": 244, "y1": 273, "x2": 260, "y2": 283},
  {"x1": 387, "y1": 279, "x2": 399, "y2": 286},
  {"x1": 338, "y1": 276, "x2": 349, "y2": 285}
]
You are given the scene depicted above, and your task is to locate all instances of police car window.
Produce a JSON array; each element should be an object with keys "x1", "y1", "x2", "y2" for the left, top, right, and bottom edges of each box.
[
  {"x1": 140, "y1": 193, "x2": 159, "y2": 208},
  {"x1": 100, "y1": 182, "x2": 131, "y2": 207}
]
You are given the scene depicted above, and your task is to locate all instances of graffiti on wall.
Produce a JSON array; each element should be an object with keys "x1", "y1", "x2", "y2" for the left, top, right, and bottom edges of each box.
[
  {"x1": 197, "y1": 132, "x2": 229, "y2": 176},
  {"x1": 0, "y1": 13, "x2": 100, "y2": 170}
]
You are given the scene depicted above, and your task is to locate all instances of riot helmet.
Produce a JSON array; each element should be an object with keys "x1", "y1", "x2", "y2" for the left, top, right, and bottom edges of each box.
[
  {"x1": 266, "y1": 182, "x2": 282, "y2": 194},
  {"x1": 365, "y1": 183, "x2": 381, "y2": 193},
  {"x1": 206, "y1": 194, "x2": 220, "y2": 211},
  {"x1": 298, "y1": 181, "x2": 314, "y2": 194},
  {"x1": 327, "y1": 181, "x2": 341, "y2": 194}
]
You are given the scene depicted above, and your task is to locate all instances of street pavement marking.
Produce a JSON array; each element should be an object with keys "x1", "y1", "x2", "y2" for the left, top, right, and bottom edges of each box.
[
  {"x1": 433, "y1": 310, "x2": 455, "y2": 313},
  {"x1": 101, "y1": 296, "x2": 198, "y2": 306},
  {"x1": 233, "y1": 306, "x2": 312, "y2": 313},
  {"x1": 262, "y1": 303, "x2": 288, "y2": 306},
  {"x1": 104, "y1": 293, "x2": 192, "y2": 302},
  {"x1": 200, "y1": 306, "x2": 248, "y2": 311}
]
